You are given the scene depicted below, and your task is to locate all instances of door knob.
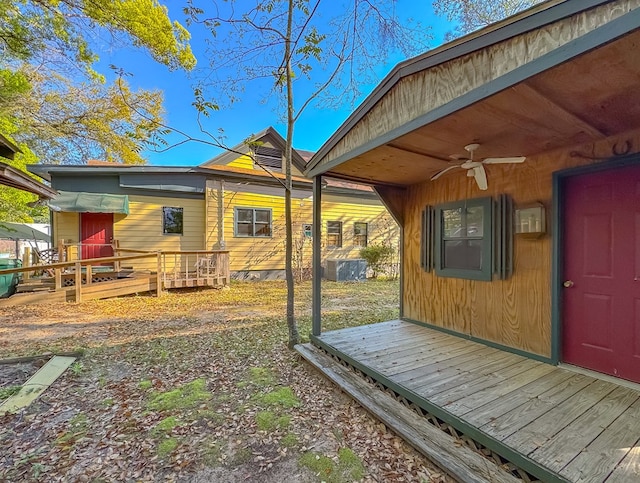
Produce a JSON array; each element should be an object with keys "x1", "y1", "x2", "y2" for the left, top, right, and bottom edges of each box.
[{"x1": 563, "y1": 280, "x2": 574, "y2": 288}]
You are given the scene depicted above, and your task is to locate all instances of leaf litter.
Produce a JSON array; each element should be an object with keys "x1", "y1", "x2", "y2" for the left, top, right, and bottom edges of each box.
[{"x1": 0, "y1": 280, "x2": 452, "y2": 482}]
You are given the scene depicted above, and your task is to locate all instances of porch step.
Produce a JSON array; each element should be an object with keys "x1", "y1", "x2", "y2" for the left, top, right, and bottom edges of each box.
[{"x1": 296, "y1": 343, "x2": 519, "y2": 483}]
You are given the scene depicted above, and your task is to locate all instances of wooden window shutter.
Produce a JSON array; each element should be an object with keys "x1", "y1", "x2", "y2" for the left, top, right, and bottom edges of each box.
[
  {"x1": 420, "y1": 205, "x2": 435, "y2": 272},
  {"x1": 493, "y1": 194, "x2": 513, "y2": 280}
]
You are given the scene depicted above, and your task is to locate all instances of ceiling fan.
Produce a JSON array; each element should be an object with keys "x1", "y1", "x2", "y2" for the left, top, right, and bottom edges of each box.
[{"x1": 430, "y1": 143, "x2": 526, "y2": 190}]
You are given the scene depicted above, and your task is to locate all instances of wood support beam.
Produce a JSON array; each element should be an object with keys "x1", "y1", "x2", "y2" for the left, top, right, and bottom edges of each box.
[{"x1": 312, "y1": 176, "x2": 322, "y2": 336}]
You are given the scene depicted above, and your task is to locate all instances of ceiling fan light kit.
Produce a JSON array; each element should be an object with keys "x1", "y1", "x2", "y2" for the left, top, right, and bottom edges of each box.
[{"x1": 431, "y1": 143, "x2": 526, "y2": 190}]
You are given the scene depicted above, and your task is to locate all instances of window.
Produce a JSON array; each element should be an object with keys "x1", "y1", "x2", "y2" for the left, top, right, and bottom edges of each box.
[
  {"x1": 162, "y1": 207, "x2": 183, "y2": 235},
  {"x1": 302, "y1": 223, "x2": 313, "y2": 238},
  {"x1": 235, "y1": 208, "x2": 272, "y2": 237},
  {"x1": 353, "y1": 222, "x2": 368, "y2": 247},
  {"x1": 435, "y1": 197, "x2": 492, "y2": 281},
  {"x1": 326, "y1": 221, "x2": 342, "y2": 247}
]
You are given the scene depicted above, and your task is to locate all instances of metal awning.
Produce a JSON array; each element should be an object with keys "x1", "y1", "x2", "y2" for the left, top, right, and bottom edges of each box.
[
  {"x1": 0, "y1": 223, "x2": 50, "y2": 242},
  {"x1": 47, "y1": 191, "x2": 129, "y2": 214}
]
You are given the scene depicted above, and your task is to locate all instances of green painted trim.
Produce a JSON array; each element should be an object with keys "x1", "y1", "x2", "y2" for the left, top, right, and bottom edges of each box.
[
  {"x1": 399, "y1": 229, "x2": 404, "y2": 318},
  {"x1": 551, "y1": 173, "x2": 562, "y2": 365},
  {"x1": 307, "y1": 7, "x2": 640, "y2": 178},
  {"x1": 434, "y1": 197, "x2": 493, "y2": 281},
  {"x1": 312, "y1": 176, "x2": 322, "y2": 336},
  {"x1": 403, "y1": 318, "x2": 554, "y2": 365},
  {"x1": 551, "y1": 154, "x2": 640, "y2": 365},
  {"x1": 310, "y1": 334, "x2": 568, "y2": 483}
]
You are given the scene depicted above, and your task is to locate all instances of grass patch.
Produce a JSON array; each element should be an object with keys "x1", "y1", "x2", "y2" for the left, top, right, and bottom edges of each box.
[
  {"x1": 256, "y1": 386, "x2": 300, "y2": 408},
  {"x1": 138, "y1": 380, "x2": 153, "y2": 390},
  {"x1": 280, "y1": 432, "x2": 298, "y2": 448},
  {"x1": 229, "y1": 446, "x2": 253, "y2": 467},
  {"x1": 238, "y1": 366, "x2": 276, "y2": 388},
  {"x1": 148, "y1": 378, "x2": 211, "y2": 412},
  {"x1": 151, "y1": 416, "x2": 180, "y2": 436},
  {"x1": 157, "y1": 437, "x2": 178, "y2": 458},
  {"x1": 255, "y1": 411, "x2": 290, "y2": 431},
  {"x1": 0, "y1": 385, "x2": 21, "y2": 400},
  {"x1": 299, "y1": 447, "x2": 365, "y2": 483}
]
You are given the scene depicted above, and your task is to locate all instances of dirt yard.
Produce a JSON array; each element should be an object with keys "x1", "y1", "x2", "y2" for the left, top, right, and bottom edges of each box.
[{"x1": 0, "y1": 280, "x2": 452, "y2": 482}]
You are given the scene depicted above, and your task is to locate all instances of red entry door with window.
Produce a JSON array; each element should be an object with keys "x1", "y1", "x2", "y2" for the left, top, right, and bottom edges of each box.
[
  {"x1": 80, "y1": 213, "x2": 114, "y2": 260},
  {"x1": 562, "y1": 164, "x2": 640, "y2": 383}
]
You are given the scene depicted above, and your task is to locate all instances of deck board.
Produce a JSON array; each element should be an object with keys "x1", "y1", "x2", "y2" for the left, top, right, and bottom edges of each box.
[{"x1": 314, "y1": 320, "x2": 640, "y2": 483}]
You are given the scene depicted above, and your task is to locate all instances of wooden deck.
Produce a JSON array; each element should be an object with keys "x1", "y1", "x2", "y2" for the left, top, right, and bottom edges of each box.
[{"x1": 306, "y1": 320, "x2": 640, "y2": 483}]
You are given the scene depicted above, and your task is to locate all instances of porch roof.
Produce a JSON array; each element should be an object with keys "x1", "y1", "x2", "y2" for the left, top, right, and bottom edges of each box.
[
  {"x1": 0, "y1": 161, "x2": 57, "y2": 198},
  {"x1": 306, "y1": 0, "x2": 640, "y2": 187}
]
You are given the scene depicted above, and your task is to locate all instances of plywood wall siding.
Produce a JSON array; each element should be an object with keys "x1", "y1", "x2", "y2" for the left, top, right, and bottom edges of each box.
[
  {"x1": 403, "y1": 129, "x2": 640, "y2": 357},
  {"x1": 227, "y1": 154, "x2": 254, "y2": 170},
  {"x1": 319, "y1": 0, "x2": 640, "y2": 169}
]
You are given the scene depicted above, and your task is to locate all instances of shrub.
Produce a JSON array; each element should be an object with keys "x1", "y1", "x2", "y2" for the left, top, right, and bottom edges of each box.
[{"x1": 359, "y1": 244, "x2": 394, "y2": 278}]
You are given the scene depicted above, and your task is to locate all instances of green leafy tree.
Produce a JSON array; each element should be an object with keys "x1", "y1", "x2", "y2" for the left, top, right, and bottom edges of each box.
[
  {"x1": 0, "y1": 0, "x2": 196, "y2": 218},
  {"x1": 185, "y1": 0, "x2": 428, "y2": 348},
  {"x1": 433, "y1": 0, "x2": 545, "y2": 38}
]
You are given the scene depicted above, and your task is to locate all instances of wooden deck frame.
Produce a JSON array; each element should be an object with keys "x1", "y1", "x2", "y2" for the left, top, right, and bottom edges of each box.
[{"x1": 304, "y1": 320, "x2": 640, "y2": 483}]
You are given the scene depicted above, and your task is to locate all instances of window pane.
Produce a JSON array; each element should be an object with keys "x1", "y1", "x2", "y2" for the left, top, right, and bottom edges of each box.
[
  {"x1": 327, "y1": 221, "x2": 341, "y2": 234},
  {"x1": 236, "y1": 223, "x2": 252, "y2": 236},
  {"x1": 255, "y1": 209, "x2": 270, "y2": 223},
  {"x1": 327, "y1": 234, "x2": 340, "y2": 247},
  {"x1": 444, "y1": 240, "x2": 483, "y2": 270},
  {"x1": 236, "y1": 209, "x2": 252, "y2": 222},
  {"x1": 163, "y1": 207, "x2": 183, "y2": 234},
  {"x1": 466, "y1": 206, "x2": 484, "y2": 237},
  {"x1": 354, "y1": 222, "x2": 367, "y2": 235},
  {"x1": 443, "y1": 208, "x2": 463, "y2": 238},
  {"x1": 255, "y1": 223, "x2": 271, "y2": 237}
]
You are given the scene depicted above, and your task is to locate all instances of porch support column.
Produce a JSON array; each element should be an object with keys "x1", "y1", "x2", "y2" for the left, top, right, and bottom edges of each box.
[{"x1": 312, "y1": 176, "x2": 322, "y2": 336}]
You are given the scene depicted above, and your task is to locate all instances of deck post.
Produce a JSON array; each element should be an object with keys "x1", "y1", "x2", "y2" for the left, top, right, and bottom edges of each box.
[
  {"x1": 74, "y1": 262, "x2": 82, "y2": 303},
  {"x1": 156, "y1": 252, "x2": 163, "y2": 297},
  {"x1": 23, "y1": 247, "x2": 31, "y2": 280},
  {"x1": 85, "y1": 264, "x2": 92, "y2": 285},
  {"x1": 54, "y1": 268, "x2": 62, "y2": 291},
  {"x1": 312, "y1": 176, "x2": 322, "y2": 336}
]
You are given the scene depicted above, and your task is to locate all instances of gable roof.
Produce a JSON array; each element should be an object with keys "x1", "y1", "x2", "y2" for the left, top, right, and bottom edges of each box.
[
  {"x1": 306, "y1": 0, "x2": 636, "y2": 184},
  {"x1": 201, "y1": 126, "x2": 308, "y2": 174}
]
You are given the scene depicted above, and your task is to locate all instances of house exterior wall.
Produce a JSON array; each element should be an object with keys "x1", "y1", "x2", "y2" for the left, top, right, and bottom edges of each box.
[
  {"x1": 53, "y1": 194, "x2": 205, "y2": 272},
  {"x1": 205, "y1": 180, "x2": 399, "y2": 279},
  {"x1": 401, "y1": 128, "x2": 640, "y2": 358}
]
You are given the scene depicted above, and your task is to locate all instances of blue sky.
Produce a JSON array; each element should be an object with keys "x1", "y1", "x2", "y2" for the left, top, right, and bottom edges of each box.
[{"x1": 97, "y1": 1, "x2": 455, "y2": 167}]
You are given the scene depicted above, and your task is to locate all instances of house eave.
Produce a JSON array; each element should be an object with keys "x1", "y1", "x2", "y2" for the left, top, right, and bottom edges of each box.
[{"x1": 306, "y1": 0, "x2": 619, "y2": 180}]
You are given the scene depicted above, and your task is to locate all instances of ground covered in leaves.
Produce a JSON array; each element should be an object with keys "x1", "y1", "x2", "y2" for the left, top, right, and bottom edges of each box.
[{"x1": 0, "y1": 280, "x2": 452, "y2": 482}]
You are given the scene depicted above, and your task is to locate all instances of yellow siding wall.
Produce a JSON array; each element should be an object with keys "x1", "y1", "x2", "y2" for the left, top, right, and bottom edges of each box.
[
  {"x1": 205, "y1": 180, "x2": 399, "y2": 273},
  {"x1": 226, "y1": 151, "x2": 304, "y2": 177},
  {"x1": 53, "y1": 195, "x2": 205, "y2": 271}
]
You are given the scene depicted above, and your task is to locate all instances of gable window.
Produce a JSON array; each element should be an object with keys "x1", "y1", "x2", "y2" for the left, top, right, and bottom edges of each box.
[
  {"x1": 353, "y1": 222, "x2": 368, "y2": 247},
  {"x1": 435, "y1": 197, "x2": 492, "y2": 281},
  {"x1": 163, "y1": 207, "x2": 183, "y2": 235},
  {"x1": 326, "y1": 221, "x2": 342, "y2": 248},
  {"x1": 235, "y1": 208, "x2": 272, "y2": 237}
]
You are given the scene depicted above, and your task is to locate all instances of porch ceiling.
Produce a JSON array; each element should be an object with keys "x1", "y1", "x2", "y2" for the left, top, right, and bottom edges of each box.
[{"x1": 327, "y1": 28, "x2": 640, "y2": 187}]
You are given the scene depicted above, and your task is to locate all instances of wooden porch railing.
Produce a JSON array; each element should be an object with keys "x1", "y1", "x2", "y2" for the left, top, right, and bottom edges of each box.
[{"x1": 1, "y1": 247, "x2": 230, "y2": 304}]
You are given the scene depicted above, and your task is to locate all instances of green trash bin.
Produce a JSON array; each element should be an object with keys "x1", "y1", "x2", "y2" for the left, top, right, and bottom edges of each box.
[{"x1": 0, "y1": 258, "x2": 21, "y2": 298}]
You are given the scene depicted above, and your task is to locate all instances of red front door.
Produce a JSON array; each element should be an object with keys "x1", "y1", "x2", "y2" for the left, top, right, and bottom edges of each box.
[
  {"x1": 80, "y1": 213, "x2": 114, "y2": 260},
  {"x1": 562, "y1": 163, "x2": 640, "y2": 383}
]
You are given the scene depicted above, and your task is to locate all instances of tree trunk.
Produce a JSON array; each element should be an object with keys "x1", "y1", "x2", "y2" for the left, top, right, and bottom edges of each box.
[{"x1": 285, "y1": 0, "x2": 300, "y2": 349}]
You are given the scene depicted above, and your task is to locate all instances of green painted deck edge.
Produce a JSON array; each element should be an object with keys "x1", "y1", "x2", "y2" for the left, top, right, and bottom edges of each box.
[
  {"x1": 310, "y1": 333, "x2": 568, "y2": 483},
  {"x1": 402, "y1": 318, "x2": 554, "y2": 364}
]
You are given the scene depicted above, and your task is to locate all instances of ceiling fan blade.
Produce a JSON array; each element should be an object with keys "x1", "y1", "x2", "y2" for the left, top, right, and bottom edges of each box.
[
  {"x1": 482, "y1": 156, "x2": 526, "y2": 164},
  {"x1": 431, "y1": 165, "x2": 461, "y2": 180},
  {"x1": 473, "y1": 166, "x2": 488, "y2": 190}
]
